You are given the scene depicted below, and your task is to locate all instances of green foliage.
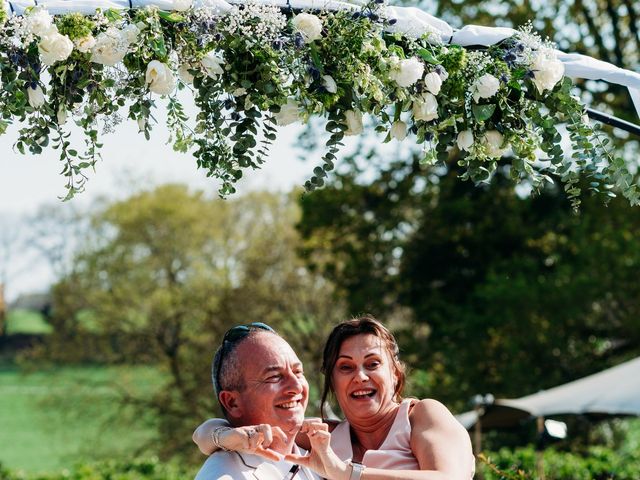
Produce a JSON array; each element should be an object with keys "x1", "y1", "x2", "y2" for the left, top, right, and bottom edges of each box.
[
  {"x1": 0, "y1": 457, "x2": 194, "y2": 480},
  {"x1": 298, "y1": 158, "x2": 640, "y2": 410},
  {"x1": 478, "y1": 444, "x2": 640, "y2": 480}
]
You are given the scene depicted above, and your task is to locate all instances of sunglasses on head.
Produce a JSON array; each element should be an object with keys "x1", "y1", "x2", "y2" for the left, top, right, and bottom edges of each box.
[{"x1": 212, "y1": 322, "x2": 275, "y2": 394}]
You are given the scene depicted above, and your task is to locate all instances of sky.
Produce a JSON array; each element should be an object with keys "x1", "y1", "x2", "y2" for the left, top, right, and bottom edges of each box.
[{"x1": 0, "y1": 96, "x2": 318, "y2": 301}]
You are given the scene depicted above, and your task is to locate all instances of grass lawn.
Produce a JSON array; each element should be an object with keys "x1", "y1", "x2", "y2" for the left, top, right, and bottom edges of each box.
[
  {"x1": 5, "y1": 310, "x2": 53, "y2": 335},
  {"x1": 0, "y1": 364, "x2": 164, "y2": 474}
]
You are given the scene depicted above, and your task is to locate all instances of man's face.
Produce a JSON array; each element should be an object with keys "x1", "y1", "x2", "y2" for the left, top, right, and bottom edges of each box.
[{"x1": 228, "y1": 333, "x2": 309, "y2": 435}]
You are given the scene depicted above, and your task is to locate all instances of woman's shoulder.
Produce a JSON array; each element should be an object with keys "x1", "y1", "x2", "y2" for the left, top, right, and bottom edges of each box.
[{"x1": 408, "y1": 398, "x2": 462, "y2": 430}]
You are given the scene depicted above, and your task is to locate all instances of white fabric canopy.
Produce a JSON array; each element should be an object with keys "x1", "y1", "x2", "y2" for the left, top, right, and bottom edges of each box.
[
  {"x1": 457, "y1": 356, "x2": 640, "y2": 429},
  {"x1": 4, "y1": 0, "x2": 640, "y2": 117}
]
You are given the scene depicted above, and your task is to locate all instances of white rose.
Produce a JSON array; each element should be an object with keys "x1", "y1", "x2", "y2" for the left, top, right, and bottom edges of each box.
[
  {"x1": 322, "y1": 75, "x2": 337, "y2": 94},
  {"x1": 412, "y1": 92, "x2": 438, "y2": 122},
  {"x1": 456, "y1": 130, "x2": 474, "y2": 152},
  {"x1": 531, "y1": 54, "x2": 565, "y2": 94},
  {"x1": 27, "y1": 85, "x2": 45, "y2": 109},
  {"x1": 201, "y1": 51, "x2": 224, "y2": 78},
  {"x1": 121, "y1": 24, "x2": 140, "y2": 44},
  {"x1": 57, "y1": 106, "x2": 67, "y2": 125},
  {"x1": 292, "y1": 13, "x2": 323, "y2": 43},
  {"x1": 472, "y1": 73, "x2": 500, "y2": 102},
  {"x1": 483, "y1": 130, "x2": 509, "y2": 158},
  {"x1": 438, "y1": 67, "x2": 449, "y2": 81},
  {"x1": 91, "y1": 28, "x2": 129, "y2": 66},
  {"x1": 38, "y1": 32, "x2": 74, "y2": 66},
  {"x1": 145, "y1": 60, "x2": 176, "y2": 96},
  {"x1": 173, "y1": 0, "x2": 193, "y2": 11},
  {"x1": 344, "y1": 110, "x2": 363, "y2": 136},
  {"x1": 423, "y1": 71, "x2": 442, "y2": 95},
  {"x1": 26, "y1": 8, "x2": 54, "y2": 37},
  {"x1": 74, "y1": 35, "x2": 96, "y2": 54},
  {"x1": 178, "y1": 64, "x2": 194, "y2": 84},
  {"x1": 390, "y1": 121, "x2": 407, "y2": 141},
  {"x1": 390, "y1": 57, "x2": 424, "y2": 88},
  {"x1": 274, "y1": 98, "x2": 300, "y2": 126}
]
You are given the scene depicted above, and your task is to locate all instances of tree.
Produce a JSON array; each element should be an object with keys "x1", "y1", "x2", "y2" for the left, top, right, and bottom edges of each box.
[
  {"x1": 45, "y1": 185, "x2": 345, "y2": 459},
  {"x1": 298, "y1": 157, "x2": 640, "y2": 411}
]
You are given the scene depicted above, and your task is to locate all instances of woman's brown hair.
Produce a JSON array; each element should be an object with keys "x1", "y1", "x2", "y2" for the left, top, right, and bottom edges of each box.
[{"x1": 320, "y1": 314, "x2": 407, "y2": 420}]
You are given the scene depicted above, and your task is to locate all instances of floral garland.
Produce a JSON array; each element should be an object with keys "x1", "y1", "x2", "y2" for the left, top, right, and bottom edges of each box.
[{"x1": 0, "y1": 0, "x2": 636, "y2": 205}]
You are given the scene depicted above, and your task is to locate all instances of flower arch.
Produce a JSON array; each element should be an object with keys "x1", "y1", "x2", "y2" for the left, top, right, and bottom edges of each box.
[{"x1": 1, "y1": 0, "x2": 639, "y2": 206}]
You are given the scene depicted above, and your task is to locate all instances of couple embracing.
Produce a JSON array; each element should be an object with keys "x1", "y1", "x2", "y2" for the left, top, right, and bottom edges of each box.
[{"x1": 193, "y1": 315, "x2": 475, "y2": 480}]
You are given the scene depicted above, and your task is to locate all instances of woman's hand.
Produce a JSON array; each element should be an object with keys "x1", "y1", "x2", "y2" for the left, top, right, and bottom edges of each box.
[{"x1": 285, "y1": 420, "x2": 350, "y2": 480}]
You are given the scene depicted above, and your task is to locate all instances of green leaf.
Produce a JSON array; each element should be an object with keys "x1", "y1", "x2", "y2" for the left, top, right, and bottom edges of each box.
[
  {"x1": 416, "y1": 49, "x2": 439, "y2": 65},
  {"x1": 158, "y1": 11, "x2": 184, "y2": 22},
  {"x1": 472, "y1": 104, "x2": 496, "y2": 122}
]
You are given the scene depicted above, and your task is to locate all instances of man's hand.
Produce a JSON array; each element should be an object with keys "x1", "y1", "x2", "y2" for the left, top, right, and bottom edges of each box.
[{"x1": 218, "y1": 424, "x2": 288, "y2": 462}]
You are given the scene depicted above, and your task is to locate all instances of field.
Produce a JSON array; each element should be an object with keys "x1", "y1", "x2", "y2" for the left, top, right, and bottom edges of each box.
[{"x1": 0, "y1": 364, "x2": 163, "y2": 474}]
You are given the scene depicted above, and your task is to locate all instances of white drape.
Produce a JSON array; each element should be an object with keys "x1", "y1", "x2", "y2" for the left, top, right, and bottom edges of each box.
[{"x1": 4, "y1": 0, "x2": 640, "y2": 118}]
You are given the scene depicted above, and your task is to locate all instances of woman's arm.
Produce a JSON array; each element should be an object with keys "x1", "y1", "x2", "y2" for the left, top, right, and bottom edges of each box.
[
  {"x1": 407, "y1": 398, "x2": 475, "y2": 480},
  {"x1": 192, "y1": 418, "x2": 287, "y2": 461}
]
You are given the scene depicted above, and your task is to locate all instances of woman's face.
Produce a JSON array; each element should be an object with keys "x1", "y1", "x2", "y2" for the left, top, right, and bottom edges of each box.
[{"x1": 331, "y1": 333, "x2": 399, "y2": 423}]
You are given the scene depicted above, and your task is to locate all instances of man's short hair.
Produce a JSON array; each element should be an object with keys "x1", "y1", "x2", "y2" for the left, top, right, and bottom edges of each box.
[{"x1": 211, "y1": 323, "x2": 278, "y2": 415}]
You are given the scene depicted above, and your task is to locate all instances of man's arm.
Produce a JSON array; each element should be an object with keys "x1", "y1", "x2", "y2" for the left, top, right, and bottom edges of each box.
[{"x1": 193, "y1": 418, "x2": 287, "y2": 461}]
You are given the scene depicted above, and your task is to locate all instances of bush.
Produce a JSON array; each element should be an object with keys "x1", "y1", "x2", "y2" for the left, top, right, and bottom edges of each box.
[
  {"x1": 479, "y1": 445, "x2": 640, "y2": 480},
  {"x1": 0, "y1": 458, "x2": 195, "y2": 480}
]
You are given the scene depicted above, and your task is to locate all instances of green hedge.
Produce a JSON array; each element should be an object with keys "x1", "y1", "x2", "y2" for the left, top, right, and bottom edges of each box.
[
  {"x1": 0, "y1": 458, "x2": 195, "y2": 480},
  {"x1": 479, "y1": 445, "x2": 640, "y2": 480}
]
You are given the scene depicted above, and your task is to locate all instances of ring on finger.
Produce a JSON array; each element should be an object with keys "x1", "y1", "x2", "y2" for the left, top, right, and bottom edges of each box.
[{"x1": 247, "y1": 428, "x2": 256, "y2": 440}]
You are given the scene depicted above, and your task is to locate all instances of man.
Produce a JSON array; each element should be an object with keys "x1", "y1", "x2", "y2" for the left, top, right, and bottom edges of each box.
[{"x1": 195, "y1": 323, "x2": 319, "y2": 480}]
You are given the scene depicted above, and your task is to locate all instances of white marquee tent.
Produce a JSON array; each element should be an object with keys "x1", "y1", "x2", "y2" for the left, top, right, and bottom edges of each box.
[{"x1": 458, "y1": 356, "x2": 640, "y2": 429}]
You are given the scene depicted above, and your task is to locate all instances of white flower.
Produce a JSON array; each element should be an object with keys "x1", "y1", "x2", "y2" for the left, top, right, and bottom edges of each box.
[
  {"x1": 91, "y1": 28, "x2": 129, "y2": 66},
  {"x1": 74, "y1": 35, "x2": 96, "y2": 54},
  {"x1": 25, "y1": 8, "x2": 54, "y2": 37},
  {"x1": 137, "y1": 116, "x2": 146, "y2": 132},
  {"x1": 39, "y1": 32, "x2": 74, "y2": 66},
  {"x1": 483, "y1": 130, "x2": 509, "y2": 158},
  {"x1": 232, "y1": 88, "x2": 247, "y2": 97},
  {"x1": 274, "y1": 98, "x2": 300, "y2": 126},
  {"x1": 292, "y1": 13, "x2": 323, "y2": 43},
  {"x1": 172, "y1": 0, "x2": 193, "y2": 11},
  {"x1": 531, "y1": 54, "x2": 565, "y2": 94},
  {"x1": 390, "y1": 121, "x2": 407, "y2": 141},
  {"x1": 412, "y1": 92, "x2": 439, "y2": 122},
  {"x1": 389, "y1": 57, "x2": 424, "y2": 88},
  {"x1": 423, "y1": 71, "x2": 442, "y2": 95},
  {"x1": 178, "y1": 64, "x2": 194, "y2": 84},
  {"x1": 472, "y1": 73, "x2": 500, "y2": 102},
  {"x1": 201, "y1": 51, "x2": 224, "y2": 78},
  {"x1": 121, "y1": 24, "x2": 140, "y2": 44},
  {"x1": 57, "y1": 106, "x2": 67, "y2": 125},
  {"x1": 145, "y1": 60, "x2": 176, "y2": 95},
  {"x1": 322, "y1": 75, "x2": 337, "y2": 94},
  {"x1": 27, "y1": 85, "x2": 45, "y2": 109},
  {"x1": 344, "y1": 110, "x2": 364, "y2": 136},
  {"x1": 438, "y1": 67, "x2": 449, "y2": 81},
  {"x1": 456, "y1": 130, "x2": 474, "y2": 151}
]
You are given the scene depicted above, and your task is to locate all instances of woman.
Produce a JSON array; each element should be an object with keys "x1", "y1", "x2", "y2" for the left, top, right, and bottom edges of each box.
[{"x1": 194, "y1": 315, "x2": 474, "y2": 479}]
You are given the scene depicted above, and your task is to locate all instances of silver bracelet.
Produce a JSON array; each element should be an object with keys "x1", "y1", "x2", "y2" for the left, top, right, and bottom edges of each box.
[
  {"x1": 347, "y1": 460, "x2": 365, "y2": 480},
  {"x1": 211, "y1": 426, "x2": 231, "y2": 452}
]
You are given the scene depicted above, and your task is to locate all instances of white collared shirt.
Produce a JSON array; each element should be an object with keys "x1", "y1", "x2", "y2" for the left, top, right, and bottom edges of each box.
[{"x1": 194, "y1": 446, "x2": 319, "y2": 480}]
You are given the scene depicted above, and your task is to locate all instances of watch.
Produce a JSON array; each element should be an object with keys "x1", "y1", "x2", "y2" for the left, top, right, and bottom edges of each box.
[{"x1": 347, "y1": 460, "x2": 365, "y2": 480}]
